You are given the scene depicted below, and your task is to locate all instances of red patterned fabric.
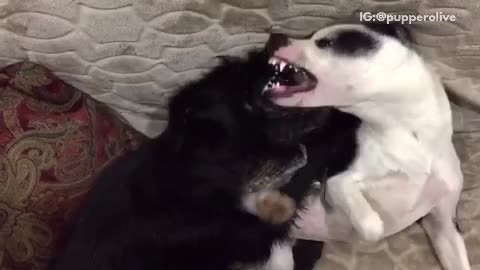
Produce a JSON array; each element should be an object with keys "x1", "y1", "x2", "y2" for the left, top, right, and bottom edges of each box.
[{"x1": 0, "y1": 62, "x2": 144, "y2": 270}]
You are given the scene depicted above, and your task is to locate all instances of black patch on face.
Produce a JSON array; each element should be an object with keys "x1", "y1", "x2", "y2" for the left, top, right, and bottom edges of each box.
[
  {"x1": 364, "y1": 22, "x2": 414, "y2": 45},
  {"x1": 315, "y1": 30, "x2": 378, "y2": 56}
]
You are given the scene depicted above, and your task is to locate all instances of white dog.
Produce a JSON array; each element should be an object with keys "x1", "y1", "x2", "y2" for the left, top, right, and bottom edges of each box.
[{"x1": 263, "y1": 23, "x2": 470, "y2": 270}]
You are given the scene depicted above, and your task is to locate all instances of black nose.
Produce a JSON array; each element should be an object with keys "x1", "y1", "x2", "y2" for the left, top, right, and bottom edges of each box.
[{"x1": 265, "y1": 33, "x2": 290, "y2": 56}]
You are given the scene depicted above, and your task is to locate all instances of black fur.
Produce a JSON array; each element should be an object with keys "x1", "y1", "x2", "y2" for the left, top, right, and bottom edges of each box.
[
  {"x1": 51, "y1": 40, "x2": 359, "y2": 270},
  {"x1": 292, "y1": 240, "x2": 324, "y2": 270}
]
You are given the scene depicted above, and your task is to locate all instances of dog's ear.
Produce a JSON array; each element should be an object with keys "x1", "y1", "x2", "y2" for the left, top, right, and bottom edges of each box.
[
  {"x1": 264, "y1": 33, "x2": 290, "y2": 56},
  {"x1": 215, "y1": 55, "x2": 240, "y2": 65}
]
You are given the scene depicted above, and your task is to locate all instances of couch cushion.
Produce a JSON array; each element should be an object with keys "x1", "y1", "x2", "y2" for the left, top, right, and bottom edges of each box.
[{"x1": 0, "y1": 62, "x2": 144, "y2": 270}]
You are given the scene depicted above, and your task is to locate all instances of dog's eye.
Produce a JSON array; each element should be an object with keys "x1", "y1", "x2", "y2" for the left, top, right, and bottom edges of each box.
[{"x1": 315, "y1": 38, "x2": 333, "y2": 49}]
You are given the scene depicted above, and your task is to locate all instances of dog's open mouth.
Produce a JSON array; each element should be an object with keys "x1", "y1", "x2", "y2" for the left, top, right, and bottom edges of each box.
[{"x1": 263, "y1": 56, "x2": 317, "y2": 98}]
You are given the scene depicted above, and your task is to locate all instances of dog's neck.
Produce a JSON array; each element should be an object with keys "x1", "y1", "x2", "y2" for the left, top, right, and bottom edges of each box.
[{"x1": 341, "y1": 61, "x2": 452, "y2": 146}]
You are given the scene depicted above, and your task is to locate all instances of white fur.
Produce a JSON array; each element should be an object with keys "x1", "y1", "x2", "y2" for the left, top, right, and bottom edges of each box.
[
  {"x1": 263, "y1": 242, "x2": 294, "y2": 270},
  {"x1": 272, "y1": 24, "x2": 470, "y2": 270}
]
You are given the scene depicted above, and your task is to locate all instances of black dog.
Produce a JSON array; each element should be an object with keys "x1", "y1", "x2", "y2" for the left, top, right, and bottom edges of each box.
[{"x1": 51, "y1": 36, "x2": 359, "y2": 270}]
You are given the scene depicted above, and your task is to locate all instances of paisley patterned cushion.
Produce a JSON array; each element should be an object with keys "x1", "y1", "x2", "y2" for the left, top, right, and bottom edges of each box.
[{"x1": 0, "y1": 62, "x2": 144, "y2": 270}]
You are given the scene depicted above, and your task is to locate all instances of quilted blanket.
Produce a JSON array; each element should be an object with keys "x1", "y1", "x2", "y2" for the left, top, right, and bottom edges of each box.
[{"x1": 0, "y1": 1, "x2": 479, "y2": 269}]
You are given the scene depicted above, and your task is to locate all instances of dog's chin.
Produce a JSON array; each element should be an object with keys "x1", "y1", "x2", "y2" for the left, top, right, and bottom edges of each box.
[{"x1": 269, "y1": 88, "x2": 356, "y2": 109}]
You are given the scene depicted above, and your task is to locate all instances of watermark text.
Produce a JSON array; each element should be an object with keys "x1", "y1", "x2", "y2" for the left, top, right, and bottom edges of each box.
[{"x1": 360, "y1": 12, "x2": 456, "y2": 24}]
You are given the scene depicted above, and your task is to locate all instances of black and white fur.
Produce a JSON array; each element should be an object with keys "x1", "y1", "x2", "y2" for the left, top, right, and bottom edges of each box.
[
  {"x1": 50, "y1": 37, "x2": 361, "y2": 270},
  {"x1": 265, "y1": 23, "x2": 470, "y2": 270}
]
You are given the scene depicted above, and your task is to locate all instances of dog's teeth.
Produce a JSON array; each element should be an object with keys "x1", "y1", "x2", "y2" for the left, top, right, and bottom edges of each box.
[
  {"x1": 294, "y1": 67, "x2": 299, "y2": 72},
  {"x1": 262, "y1": 86, "x2": 269, "y2": 94},
  {"x1": 279, "y1": 62, "x2": 286, "y2": 71}
]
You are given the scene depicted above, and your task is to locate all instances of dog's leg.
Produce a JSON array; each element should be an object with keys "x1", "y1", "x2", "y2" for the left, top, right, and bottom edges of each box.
[
  {"x1": 327, "y1": 172, "x2": 384, "y2": 242},
  {"x1": 421, "y1": 202, "x2": 470, "y2": 270},
  {"x1": 242, "y1": 190, "x2": 296, "y2": 224},
  {"x1": 264, "y1": 242, "x2": 294, "y2": 270},
  {"x1": 421, "y1": 153, "x2": 470, "y2": 270}
]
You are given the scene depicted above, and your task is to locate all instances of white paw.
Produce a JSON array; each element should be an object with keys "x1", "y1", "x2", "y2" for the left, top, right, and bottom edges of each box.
[
  {"x1": 354, "y1": 212, "x2": 384, "y2": 242},
  {"x1": 264, "y1": 243, "x2": 294, "y2": 270}
]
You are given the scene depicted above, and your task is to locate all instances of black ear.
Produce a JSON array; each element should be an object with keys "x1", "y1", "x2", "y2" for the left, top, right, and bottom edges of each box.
[
  {"x1": 215, "y1": 55, "x2": 240, "y2": 65},
  {"x1": 364, "y1": 22, "x2": 414, "y2": 45},
  {"x1": 264, "y1": 33, "x2": 290, "y2": 56}
]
